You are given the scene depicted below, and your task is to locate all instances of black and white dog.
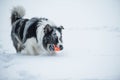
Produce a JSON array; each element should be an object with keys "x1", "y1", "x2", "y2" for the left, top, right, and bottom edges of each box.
[{"x1": 11, "y1": 6, "x2": 64, "y2": 55}]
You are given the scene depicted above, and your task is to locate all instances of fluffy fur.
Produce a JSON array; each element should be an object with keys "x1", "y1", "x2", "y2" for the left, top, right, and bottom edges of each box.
[{"x1": 11, "y1": 6, "x2": 64, "y2": 55}]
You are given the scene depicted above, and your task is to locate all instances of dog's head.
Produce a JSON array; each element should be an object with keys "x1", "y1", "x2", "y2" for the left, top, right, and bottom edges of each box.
[{"x1": 43, "y1": 24, "x2": 64, "y2": 52}]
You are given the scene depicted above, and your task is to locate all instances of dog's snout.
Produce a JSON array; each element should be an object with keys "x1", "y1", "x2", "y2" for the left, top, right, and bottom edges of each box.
[{"x1": 59, "y1": 45, "x2": 63, "y2": 50}]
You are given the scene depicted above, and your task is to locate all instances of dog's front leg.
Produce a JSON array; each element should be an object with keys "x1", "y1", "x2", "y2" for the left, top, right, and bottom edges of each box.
[{"x1": 21, "y1": 37, "x2": 40, "y2": 55}]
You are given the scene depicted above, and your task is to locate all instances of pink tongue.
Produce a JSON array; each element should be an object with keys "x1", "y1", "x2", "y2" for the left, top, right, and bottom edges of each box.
[{"x1": 54, "y1": 45, "x2": 60, "y2": 51}]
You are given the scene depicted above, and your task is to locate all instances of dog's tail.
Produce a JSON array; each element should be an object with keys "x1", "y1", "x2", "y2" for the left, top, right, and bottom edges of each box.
[{"x1": 11, "y1": 6, "x2": 25, "y2": 24}]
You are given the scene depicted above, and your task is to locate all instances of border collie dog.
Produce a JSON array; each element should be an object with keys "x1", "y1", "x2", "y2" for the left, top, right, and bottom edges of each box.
[{"x1": 11, "y1": 6, "x2": 64, "y2": 55}]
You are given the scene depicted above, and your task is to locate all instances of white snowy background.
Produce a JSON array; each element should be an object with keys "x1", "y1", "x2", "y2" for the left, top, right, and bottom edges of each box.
[{"x1": 0, "y1": 0, "x2": 120, "y2": 80}]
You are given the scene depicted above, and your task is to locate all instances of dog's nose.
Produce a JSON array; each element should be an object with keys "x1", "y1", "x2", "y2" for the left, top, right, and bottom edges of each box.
[{"x1": 59, "y1": 45, "x2": 63, "y2": 50}]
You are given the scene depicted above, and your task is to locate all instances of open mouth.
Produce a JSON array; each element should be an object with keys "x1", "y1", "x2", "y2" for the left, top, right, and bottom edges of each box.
[{"x1": 49, "y1": 44, "x2": 60, "y2": 51}]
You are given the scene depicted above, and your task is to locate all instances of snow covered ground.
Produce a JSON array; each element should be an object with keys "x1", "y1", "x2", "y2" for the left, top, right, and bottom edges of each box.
[
  {"x1": 0, "y1": 0, "x2": 120, "y2": 80},
  {"x1": 0, "y1": 29, "x2": 120, "y2": 80}
]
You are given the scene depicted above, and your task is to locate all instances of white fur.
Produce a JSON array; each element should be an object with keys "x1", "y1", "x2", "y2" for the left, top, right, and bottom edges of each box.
[
  {"x1": 21, "y1": 38, "x2": 40, "y2": 55},
  {"x1": 39, "y1": 19, "x2": 56, "y2": 27},
  {"x1": 36, "y1": 24, "x2": 46, "y2": 53},
  {"x1": 56, "y1": 30, "x2": 63, "y2": 47}
]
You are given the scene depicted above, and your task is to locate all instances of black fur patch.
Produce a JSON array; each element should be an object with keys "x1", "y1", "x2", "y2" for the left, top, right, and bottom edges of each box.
[
  {"x1": 13, "y1": 19, "x2": 28, "y2": 41},
  {"x1": 19, "y1": 19, "x2": 29, "y2": 40},
  {"x1": 24, "y1": 19, "x2": 39, "y2": 42}
]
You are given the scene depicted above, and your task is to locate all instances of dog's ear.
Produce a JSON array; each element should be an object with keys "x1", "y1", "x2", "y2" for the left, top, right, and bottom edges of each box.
[
  {"x1": 60, "y1": 26, "x2": 64, "y2": 30},
  {"x1": 57, "y1": 26, "x2": 64, "y2": 33},
  {"x1": 44, "y1": 24, "x2": 52, "y2": 34}
]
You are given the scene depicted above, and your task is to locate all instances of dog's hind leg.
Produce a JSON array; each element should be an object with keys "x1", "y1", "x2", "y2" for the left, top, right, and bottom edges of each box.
[{"x1": 12, "y1": 33, "x2": 24, "y2": 52}]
